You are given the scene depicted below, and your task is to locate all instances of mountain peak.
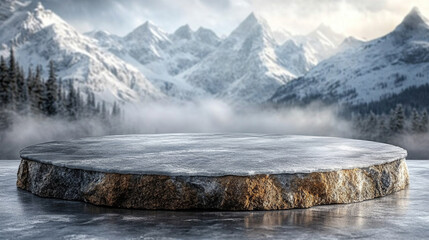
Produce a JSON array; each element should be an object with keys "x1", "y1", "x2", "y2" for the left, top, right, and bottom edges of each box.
[
  {"x1": 242, "y1": 12, "x2": 267, "y2": 26},
  {"x1": 246, "y1": 12, "x2": 257, "y2": 21},
  {"x1": 173, "y1": 24, "x2": 193, "y2": 40},
  {"x1": 398, "y1": 7, "x2": 428, "y2": 29},
  {"x1": 126, "y1": 20, "x2": 170, "y2": 43},
  {"x1": 195, "y1": 27, "x2": 220, "y2": 45},
  {"x1": 230, "y1": 12, "x2": 272, "y2": 38},
  {"x1": 141, "y1": 20, "x2": 156, "y2": 29},
  {"x1": 36, "y1": 1, "x2": 44, "y2": 10},
  {"x1": 308, "y1": 23, "x2": 345, "y2": 46},
  {"x1": 315, "y1": 23, "x2": 333, "y2": 33}
]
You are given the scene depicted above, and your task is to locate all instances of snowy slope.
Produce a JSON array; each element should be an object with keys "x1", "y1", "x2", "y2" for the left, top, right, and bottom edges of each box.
[
  {"x1": 271, "y1": 7, "x2": 429, "y2": 106},
  {"x1": 336, "y1": 36, "x2": 366, "y2": 53},
  {"x1": 0, "y1": 2, "x2": 163, "y2": 103},
  {"x1": 272, "y1": 28, "x2": 292, "y2": 44},
  {"x1": 277, "y1": 24, "x2": 346, "y2": 71},
  {"x1": 89, "y1": 23, "x2": 220, "y2": 100},
  {"x1": 123, "y1": 21, "x2": 171, "y2": 66},
  {"x1": 166, "y1": 25, "x2": 221, "y2": 75},
  {"x1": 0, "y1": 0, "x2": 28, "y2": 23},
  {"x1": 182, "y1": 13, "x2": 298, "y2": 103},
  {"x1": 86, "y1": 12, "x2": 346, "y2": 104}
]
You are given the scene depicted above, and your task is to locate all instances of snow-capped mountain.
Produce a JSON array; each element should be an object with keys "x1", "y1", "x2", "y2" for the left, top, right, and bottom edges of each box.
[
  {"x1": 336, "y1": 36, "x2": 366, "y2": 53},
  {"x1": 0, "y1": 2, "x2": 163, "y2": 103},
  {"x1": 89, "y1": 22, "x2": 221, "y2": 100},
  {"x1": 84, "y1": 11, "x2": 348, "y2": 104},
  {"x1": 281, "y1": 24, "x2": 345, "y2": 68},
  {"x1": 274, "y1": 25, "x2": 346, "y2": 79},
  {"x1": 2, "y1": 1, "x2": 353, "y2": 105},
  {"x1": 271, "y1": 7, "x2": 429, "y2": 106},
  {"x1": 182, "y1": 13, "x2": 300, "y2": 103},
  {"x1": 123, "y1": 21, "x2": 171, "y2": 66},
  {"x1": 166, "y1": 25, "x2": 221, "y2": 75},
  {"x1": 272, "y1": 28, "x2": 292, "y2": 44},
  {"x1": 0, "y1": 0, "x2": 28, "y2": 23}
]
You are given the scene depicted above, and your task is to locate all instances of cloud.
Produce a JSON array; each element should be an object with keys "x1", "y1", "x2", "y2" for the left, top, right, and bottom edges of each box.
[
  {"x1": 248, "y1": 0, "x2": 429, "y2": 39},
  {"x1": 38, "y1": 0, "x2": 429, "y2": 39}
]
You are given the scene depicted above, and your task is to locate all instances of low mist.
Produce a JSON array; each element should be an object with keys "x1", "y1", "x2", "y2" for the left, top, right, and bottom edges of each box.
[{"x1": 0, "y1": 100, "x2": 352, "y2": 159}]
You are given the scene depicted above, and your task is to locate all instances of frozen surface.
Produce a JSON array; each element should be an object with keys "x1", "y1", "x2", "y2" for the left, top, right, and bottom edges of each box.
[
  {"x1": 20, "y1": 134, "x2": 407, "y2": 176},
  {"x1": 1, "y1": 160, "x2": 428, "y2": 239}
]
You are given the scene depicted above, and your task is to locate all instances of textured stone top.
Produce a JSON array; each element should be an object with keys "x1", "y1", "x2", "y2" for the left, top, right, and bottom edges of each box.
[{"x1": 20, "y1": 134, "x2": 407, "y2": 176}]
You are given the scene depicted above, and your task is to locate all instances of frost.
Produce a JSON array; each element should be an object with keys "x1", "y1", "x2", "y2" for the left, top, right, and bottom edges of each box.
[{"x1": 20, "y1": 134, "x2": 407, "y2": 176}]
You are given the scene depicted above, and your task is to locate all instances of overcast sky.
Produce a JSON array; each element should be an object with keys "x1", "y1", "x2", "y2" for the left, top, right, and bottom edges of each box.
[{"x1": 38, "y1": 0, "x2": 429, "y2": 39}]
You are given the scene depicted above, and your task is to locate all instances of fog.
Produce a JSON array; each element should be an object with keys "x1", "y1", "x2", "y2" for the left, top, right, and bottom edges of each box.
[
  {"x1": 0, "y1": 100, "x2": 352, "y2": 159},
  {"x1": 2, "y1": 99, "x2": 428, "y2": 159},
  {"x1": 391, "y1": 134, "x2": 429, "y2": 159}
]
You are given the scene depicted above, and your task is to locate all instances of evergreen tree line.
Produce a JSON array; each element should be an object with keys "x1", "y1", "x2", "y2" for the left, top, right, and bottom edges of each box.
[
  {"x1": 352, "y1": 104, "x2": 429, "y2": 142},
  {"x1": 349, "y1": 84, "x2": 429, "y2": 116},
  {"x1": 0, "y1": 49, "x2": 121, "y2": 131}
]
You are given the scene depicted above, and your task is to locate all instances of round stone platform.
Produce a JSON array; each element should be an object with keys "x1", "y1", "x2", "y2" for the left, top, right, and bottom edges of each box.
[{"x1": 17, "y1": 134, "x2": 409, "y2": 210}]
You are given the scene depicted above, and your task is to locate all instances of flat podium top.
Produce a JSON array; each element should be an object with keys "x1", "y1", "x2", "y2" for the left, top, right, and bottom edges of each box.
[{"x1": 20, "y1": 134, "x2": 407, "y2": 176}]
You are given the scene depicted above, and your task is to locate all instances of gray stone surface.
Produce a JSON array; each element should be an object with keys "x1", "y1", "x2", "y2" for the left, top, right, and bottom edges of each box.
[
  {"x1": 17, "y1": 134, "x2": 409, "y2": 210},
  {"x1": 19, "y1": 134, "x2": 407, "y2": 176}
]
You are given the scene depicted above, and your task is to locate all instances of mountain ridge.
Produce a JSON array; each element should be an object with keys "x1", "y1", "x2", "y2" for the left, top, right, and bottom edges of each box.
[
  {"x1": 0, "y1": 2, "x2": 164, "y2": 104},
  {"x1": 271, "y1": 7, "x2": 429, "y2": 108}
]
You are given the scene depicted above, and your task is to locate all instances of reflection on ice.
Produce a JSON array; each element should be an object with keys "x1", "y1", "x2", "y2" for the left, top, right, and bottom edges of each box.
[
  {"x1": 244, "y1": 189, "x2": 409, "y2": 229},
  {"x1": 0, "y1": 160, "x2": 428, "y2": 239}
]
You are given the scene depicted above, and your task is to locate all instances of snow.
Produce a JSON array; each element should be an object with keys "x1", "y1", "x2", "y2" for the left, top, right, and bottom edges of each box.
[
  {"x1": 20, "y1": 133, "x2": 407, "y2": 176},
  {"x1": 182, "y1": 13, "x2": 295, "y2": 103},
  {"x1": 0, "y1": 2, "x2": 348, "y2": 104},
  {"x1": 272, "y1": 28, "x2": 292, "y2": 44},
  {"x1": 86, "y1": 12, "x2": 346, "y2": 104},
  {"x1": 0, "y1": 2, "x2": 164, "y2": 104},
  {"x1": 0, "y1": 0, "x2": 28, "y2": 24},
  {"x1": 88, "y1": 22, "x2": 220, "y2": 101},
  {"x1": 272, "y1": 7, "x2": 429, "y2": 106},
  {"x1": 279, "y1": 24, "x2": 346, "y2": 69},
  {"x1": 182, "y1": 13, "x2": 345, "y2": 104}
]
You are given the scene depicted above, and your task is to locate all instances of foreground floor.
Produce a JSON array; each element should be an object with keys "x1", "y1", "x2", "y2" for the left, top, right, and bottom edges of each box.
[{"x1": 1, "y1": 160, "x2": 428, "y2": 239}]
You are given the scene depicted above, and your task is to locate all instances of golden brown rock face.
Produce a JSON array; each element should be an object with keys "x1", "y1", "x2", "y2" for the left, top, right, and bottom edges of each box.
[{"x1": 17, "y1": 158, "x2": 409, "y2": 210}]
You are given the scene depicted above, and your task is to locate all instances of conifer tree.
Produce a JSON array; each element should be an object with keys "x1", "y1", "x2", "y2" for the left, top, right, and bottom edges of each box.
[
  {"x1": 111, "y1": 101, "x2": 120, "y2": 117},
  {"x1": 364, "y1": 112, "x2": 378, "y2": 140},
  {"x1": 76, "y1": 88, "x2": 82, "y2": 117},
  {"x1": 57, "y1": 78, "x2": 65, "y2": 116},
  {"x1": 420, "y1": 110, "x2": 428, "y2": 133},
  {"x1": 411, "y1": 109, "x2": 421, "y2": 133},
  {"x1": 66, "y1": 80, "x2": 77, "y2": 119},
  {"x1": 15, "y1": 66, "x2": 28, "y2": 112},
  {"x1": 0, "y1": 56, "x2": 10, "y2": 130},
  {"x1": 95, "y1": 102, "x2": 101, "y2": 115},
  {"x1": 389, "y1": 104, "x2": 404, "y2": 134},
  {"x1": 101, "y1": 101, "x2": 107, "y2": 118},
  {"x1": 378, "y1": 118, "x2": 390, "y2": 141},
  {"x1": 8, "y1": 47, "x2": 17, "y2": 109},
  {"x1": 85, "y1": 91, "x2": 96, "y2": 116},
  {"x1": 30, "y1": 66, "x2": 45, "y2": 114},
  {"x1": 26, "y1": 67, "x2": 33, "y2": 94},
  {"x1": 45, "y1": 61, "x2": 58, "y2": 116},
  {"x1": 0, "y1": 56, "x2": 8, "y2": 107}
]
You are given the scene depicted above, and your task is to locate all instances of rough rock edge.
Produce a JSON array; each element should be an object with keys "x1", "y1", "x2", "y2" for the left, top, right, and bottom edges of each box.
[{"x1": 16, "y1": 158, "x2": 409, "y2": 210}]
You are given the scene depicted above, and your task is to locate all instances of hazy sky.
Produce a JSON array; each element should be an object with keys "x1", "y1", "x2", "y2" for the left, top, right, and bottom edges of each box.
[{"x1": 38, "y1": 0, "x2": 429, "y2": 39}]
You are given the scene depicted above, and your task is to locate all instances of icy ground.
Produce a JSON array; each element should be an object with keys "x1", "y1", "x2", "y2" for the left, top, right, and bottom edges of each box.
[
  {"x1": 20, "y1": 134, "x2": 406, "y2": 176},
  {"x1": 0, "y1": 160, "x2": 428, "y2": 239}
]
